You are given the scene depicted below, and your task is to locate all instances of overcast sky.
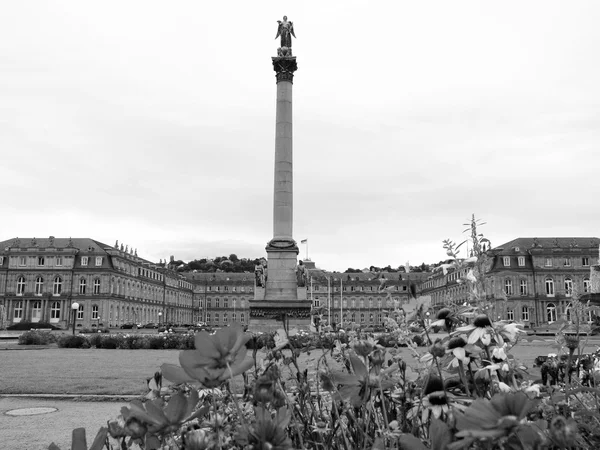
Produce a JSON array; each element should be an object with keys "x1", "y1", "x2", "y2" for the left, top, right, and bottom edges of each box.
[{"x1": 1, "y1": 1, "x2": 599, "y2": 271}]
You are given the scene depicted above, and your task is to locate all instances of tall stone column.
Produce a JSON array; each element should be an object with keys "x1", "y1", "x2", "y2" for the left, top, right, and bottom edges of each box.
[{"x1": 264, "y1": 56, "x2": 300, "y2": 302}]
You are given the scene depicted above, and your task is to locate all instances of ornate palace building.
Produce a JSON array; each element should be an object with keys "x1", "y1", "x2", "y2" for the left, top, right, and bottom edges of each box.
[
  {"x1": 420, "y1": 237, "x2": 600, "y2": 328},
  {"x1": 0, "y1": 237, "x2": 194, "y2": 329},
  {"x1": 183, "y1": 267, "x2": 427, "y2": 329}
]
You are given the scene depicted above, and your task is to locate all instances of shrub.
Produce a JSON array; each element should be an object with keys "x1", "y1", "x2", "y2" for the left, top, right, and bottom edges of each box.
[
  {"x1": 18, "y1": 330, "x2": 57, "y2": 345},
  {"x1": 57, "y1": 335, "x2": 89, "y2": 348},
  {"x1": 8, "y1": 322, "x2": 61, "y2": 331},
  {"x1": 147, "y1": 336, "x2": 166, "y2": 350},
  {"x1": 98, "y1": 336, "x2": 120, "y2": 349}
]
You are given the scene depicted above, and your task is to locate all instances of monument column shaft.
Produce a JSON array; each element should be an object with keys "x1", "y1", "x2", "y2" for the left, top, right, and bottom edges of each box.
[{"x1": 273, "y1": 80, "x2": 293, "y2": 240}]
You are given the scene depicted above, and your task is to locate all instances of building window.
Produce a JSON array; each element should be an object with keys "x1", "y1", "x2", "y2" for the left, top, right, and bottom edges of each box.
[
  {"x1": 19, "y1": 256, "x2": 26, "y2": 266},
  {"x1": 206, "y1": 312, "x2": 211, "y2": 323},
  {"x1": 17, "y1": 276, "x2": 26, "y2": 295},
  {"x1": 522, "y1": 306, "x2": 529, "y2": 321},
  {"x1": 92, "y1": 305, "x2": 99, "y2": 320},
  {"x1": 95, "y1": 257, "x2": 103, "y2": 266},
  {"x1": 232, "y1": 312, "x2": 237, "y2": 322},
  {"x1": 503, "y1": 257, "x2": 510, "y2": 267},
  {"x1": 350, "y1": 312, "x2": 356, "y2": 322},
  {"x1": 35, "y1": 277, "x2": 44, "y2": 295},
  {"x1": 207, "y1": 299, "x2": 211, "y2": 308},
  {"x1": 56, "y1": 256, "x2": 63, "y2": 266},
  {"x1": 563, "y1": 258, "x2": 571, "y2": 267},
  {"x1": 215, "y1": 299, "x2": 220, "y2": 308},
  {"x1": 520, "y1": 279, "x2": 527, "y2": 296},
  {"x1": 547, "y1": 302, "x2": 557, "y2": 323},
  {"x1": 564, "y1": 278, "x2": 573, "y2": 297},
  {"x1": 14, "y1": 301, "x2": 23, "y2": 319},
  {"x1": 545, "y1": 278, "x2": 554, "y2": 296},
  {"x1": 504, "y1": 279, "x2": 513, "y2": 296},
  {"x1": 582, "y1": 257, "x2": 590, "y2": 267},
  {"x1": 37, "y1": 256, "x2": 45, "y2": 266},
  {"x1": 360, "y1": 313, "x2": 365, "y2": 323},
  {"x1": 507, "y1": 309, "x2": 514, "y2": 321},
  {"x1": 215, "y1": 313, "x2": 220, "y2": 323},
  {"x1": 314, "y1": 298, "x2": 320, "y2": 307},
  {"x1": 53, "y1": 276, "x2": 62, "y2": 295},
  {"x1": 544, "y1": 258, "x2": 552, "y2": 267},
  {"x1": 93, "y1": 279, "x2": 101, "y2": 294},
  {"x1": 240, "y1": 313, "x2": 245, "y2": 323},
  {"x1": 79, "y1": 279, "x2": 87, "y2": 295},
  {"x1": 51, "y1": 302, "x2": 61, "y2": 319},
  {"x1": 584, "y1": 278, "x2": 591, "y2": 293},
  {"x1": 0, "y1": 256, "x2": 3, "y2": 265},
  {"x1": 224, "y1": 299, "x2": 229, "y2": 308},
  {"x1": 77, "y1": 305, "x2": 84, "y2": 319},
  {"x1": 518, "y1": 256, "x2": 525, "y2": 267}
]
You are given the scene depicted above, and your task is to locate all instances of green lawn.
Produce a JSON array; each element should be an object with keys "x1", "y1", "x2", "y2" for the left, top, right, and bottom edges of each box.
[{"x1": 0, "y1": 337, "x2": 597, "y2": 395}]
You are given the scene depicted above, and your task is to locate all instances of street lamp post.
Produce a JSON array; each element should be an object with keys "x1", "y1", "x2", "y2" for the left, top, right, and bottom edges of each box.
[
  {"x1": 71, "y1": 302, "x2": 79, "y2": 335},
  {"x1": 158, "y1": 312, "x2": 162, "y2": 327}
]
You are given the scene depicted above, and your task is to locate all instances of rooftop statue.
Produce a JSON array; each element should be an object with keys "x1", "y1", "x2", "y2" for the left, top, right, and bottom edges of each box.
[{"x1": 275, "y1": 16, "x2": 296, "y2": 56}]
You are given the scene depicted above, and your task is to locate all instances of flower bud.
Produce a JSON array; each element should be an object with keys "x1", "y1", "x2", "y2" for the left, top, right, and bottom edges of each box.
[
  {"x1": 430, "y1": 341, "x2": 446, "y2": 358},
  {"x1": 353, "y1": 339, "x2": 374, "y2": 357},
  {"x1": 549, "y1": 416, "x2": 579, "y2": 448}
]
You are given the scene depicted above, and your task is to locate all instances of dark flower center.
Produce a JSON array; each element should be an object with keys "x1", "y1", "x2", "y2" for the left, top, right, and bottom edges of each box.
[
  {"x1": 437, "y1": 308, "x2": 451, "y2": 320},
  {"x1": 428, "y1": 392, "x2": 448, "y2": 406},
  {"x1": 474, "y1": 315, "x2": 492, "y2": 328},
  {"x1": 447, "y1": 336, "x2": 467, "y2": 350}
]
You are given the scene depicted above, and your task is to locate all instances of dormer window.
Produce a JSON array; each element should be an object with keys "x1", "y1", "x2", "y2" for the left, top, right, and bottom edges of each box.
[
  {"x1": 81, "y1": 256, "x2": 89, "y2": 266},
  {"x1": 503, "y1": 257, "x2": 510, "y2": 267}
]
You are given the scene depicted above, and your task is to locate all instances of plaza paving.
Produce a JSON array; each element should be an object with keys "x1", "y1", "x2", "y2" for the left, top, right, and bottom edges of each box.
[{"x1": 0, "y1": 396, "x2": 128, "y2": 450}]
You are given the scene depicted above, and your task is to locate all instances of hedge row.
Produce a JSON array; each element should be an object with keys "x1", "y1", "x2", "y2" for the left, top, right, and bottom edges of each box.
[{"x1": 19, "y1": 330, "x2": 428, "y2": 349}]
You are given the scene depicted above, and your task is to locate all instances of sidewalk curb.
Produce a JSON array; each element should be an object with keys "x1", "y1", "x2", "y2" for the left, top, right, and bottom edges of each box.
[{"x1": 0, "y1": 394, "x2": 141, "y2": 402}]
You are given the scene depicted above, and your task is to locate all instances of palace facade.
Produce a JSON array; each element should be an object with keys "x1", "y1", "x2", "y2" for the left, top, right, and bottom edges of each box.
[
  {"x1": 0, "y1": 237, "x2": 194, "y2": 329},
  {"x1": 420, "y1": 237, "x2": 600, "y2": 327}
]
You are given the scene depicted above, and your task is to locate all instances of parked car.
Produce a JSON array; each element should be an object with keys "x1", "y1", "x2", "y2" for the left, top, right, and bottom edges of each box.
[
  {"x1": 120, "y1": 323, "x2": 136, "y2": 329},
  {"x1": 143, "y1": 323, "x2": 158, "y2": 329}
]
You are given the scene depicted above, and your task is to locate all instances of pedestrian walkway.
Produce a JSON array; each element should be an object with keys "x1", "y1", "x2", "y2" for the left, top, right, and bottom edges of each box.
[{"x1": 0, "y1": 396, "x2": 128, "y2": 450}]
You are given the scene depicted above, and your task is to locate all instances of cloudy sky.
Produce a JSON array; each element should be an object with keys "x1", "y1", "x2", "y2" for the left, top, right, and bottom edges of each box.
[{"x1": 1, "y1": 1, "x2": 599, "y2": 272}]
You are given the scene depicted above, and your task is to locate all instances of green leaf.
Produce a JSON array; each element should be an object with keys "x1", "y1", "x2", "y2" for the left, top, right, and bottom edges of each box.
[
  {"x1": 71, "y1": 428, "x2": 87, "y2": 450},
  {"x1": 371, "y1": 436, "x2": 385, "y2": 450},
  {"x1": 399, "y1": 434, "x2": 428, "y2": 450},
  {"x1": 430, "y1": 418, "x2": 452, "y2": 450},
  {"x1": 89, "y1": 427, "x2": 108, "y2": 450}
]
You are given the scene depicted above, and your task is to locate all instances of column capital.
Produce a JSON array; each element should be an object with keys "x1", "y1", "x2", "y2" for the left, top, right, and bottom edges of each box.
[{"x1": 272, "y1": 57, "x2": 298, "y2": 83}]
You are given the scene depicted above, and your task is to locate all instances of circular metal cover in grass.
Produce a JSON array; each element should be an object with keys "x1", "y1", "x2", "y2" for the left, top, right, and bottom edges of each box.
[{"x1": 5, "y1": 407, "x2": 58, "y2": 416}]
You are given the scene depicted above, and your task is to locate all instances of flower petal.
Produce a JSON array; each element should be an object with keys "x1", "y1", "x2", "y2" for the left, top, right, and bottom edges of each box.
[
  {"x1": 163, "y1": 392, "x2": 188, "y2": 425},
  {"x1": 193, "y1": 332, "x2": 220, "y2": 359},
  {"x1": 224, "y1": 356, "x2": 254, "y2": 379}
]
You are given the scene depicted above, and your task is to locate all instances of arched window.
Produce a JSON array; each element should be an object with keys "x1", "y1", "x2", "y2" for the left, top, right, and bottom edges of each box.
[
  {"x1": 360, "y1": 313, "x2": 365, "y2": 323},
  {"x1": 584, "y1": 278, "x2": 591, "y2": 293},
  {"x1": 224, "y1": 298, "x2": 229, "y2": 308},
  {"x1": 547, "y1": 302, "x2": 557, "y2": 323},
  {"x1": 223, "y1": 312, "x2": 228, "y2": 323},
  {"x1": 351, "y1": 312, "x2": 356, "y2": 322},
  {"x1": 565, "y1": 303, "x2": 572, "y2": 322},
  {"x1": 232, "y1": 299, "x2": 237, "y2": 308},
  {"x1": 17, "y1": 276, "x2": 26, "y2": 295},
  {"x1": 504, "y1": 279, "x2": 513, "y2": 295},
  {"x1": 77, "y1": 304, "x2": 84, "y2": 320},
  {"x1": 564, "y1": 278, "x2": 573, "y2": 297},
  {"x1": 520, "y1": 279, "x2": 527, "y2": 296},
  {"x1": 545, "y1": 278, "x2": 554, "y2": 296},
  {"x1": 215, "y1": 298, "x2": 220, "y2": 308},
  {"x1": 79, "y1": 278, "x2": 87, "y2": 294},
  {"x1": 240, "y1": 313, "x2": 245, "y2": 323},
  {"x1": 94, "y1": 279, "x2": 101, "y2": 294},
  {"x1": 53, "y1": 276, "x2": 62, "y2": 295},
  {"x1": 35, "y1": 277, "x2": 44, "y2": 295},
  {"x1": 232, "y1": 312, "x2": 237, "y2": 322},
  {"x1": 51, "y1": 302, "x2": 61, "y2": 320}
]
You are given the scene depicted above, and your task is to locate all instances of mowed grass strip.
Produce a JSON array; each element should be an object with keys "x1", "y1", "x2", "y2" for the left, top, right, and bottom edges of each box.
[{"x1": 0, "y1": 337, "x2": 591, "y2": 395}]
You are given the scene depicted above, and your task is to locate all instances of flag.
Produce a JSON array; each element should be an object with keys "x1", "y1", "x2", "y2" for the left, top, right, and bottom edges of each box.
[{"x1": 301, "y1": 239, "x2": 307, "y2": 244}]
